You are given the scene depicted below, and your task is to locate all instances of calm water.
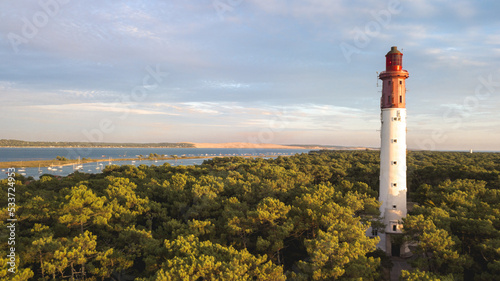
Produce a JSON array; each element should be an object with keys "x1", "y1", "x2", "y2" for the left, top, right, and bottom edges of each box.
[
  {"x1": 0, "y1": 147, "x2": 310, "y2": 162},
  {"x1": 0, "y1": 147, "x2": 310, "y2": 180}
]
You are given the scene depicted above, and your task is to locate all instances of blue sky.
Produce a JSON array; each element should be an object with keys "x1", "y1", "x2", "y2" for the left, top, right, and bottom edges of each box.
[{"x1": 1, "y1": 0, "x2": 500, "y2": 150}]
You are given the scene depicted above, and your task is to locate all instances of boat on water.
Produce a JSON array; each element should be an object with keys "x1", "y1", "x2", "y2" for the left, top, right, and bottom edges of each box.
[
  {"x1": 18, "y1": 166, "x2": 27, "y2": 176},
  {"x1": 48, "y1": 163, "x2": 56, "y2": 171},
  {"x1": 74, "y1": 156, "x2": 83, "y2": 170}
]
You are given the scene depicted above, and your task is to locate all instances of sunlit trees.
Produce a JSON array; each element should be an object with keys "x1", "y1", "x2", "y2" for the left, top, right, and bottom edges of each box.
[
  {"x1": 59, "y1": 185, "x2": 112, "y2": 234},
  {"x1": 403, "y1": 215, "x2": 465, "y2": 278},
  {"x1": 104, "y1": 176, "x2": 150, "y2": 230},
  {"x1": 404, "y1": 177, "x2": 500, "y2": 280},
  {"x1": 248, "y1": 197, "x2": 293, "y2": 263},
  {"x1": 141, "y1": 235, "x2": 286, "y2": 281}
]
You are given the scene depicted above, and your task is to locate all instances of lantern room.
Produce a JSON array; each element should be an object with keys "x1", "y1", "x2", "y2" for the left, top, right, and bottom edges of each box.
[{"x1": 386, "y1": 46, "x2": 403, "y2": 71}]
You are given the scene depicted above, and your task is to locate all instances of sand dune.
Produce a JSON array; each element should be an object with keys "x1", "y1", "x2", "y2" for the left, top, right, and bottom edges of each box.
[
  {"x1": 189, "y1": 142, "x2": 308, "y2": 149},
  {"x1": 188, "y1": 142, "x2": 374, "y2": 150}
]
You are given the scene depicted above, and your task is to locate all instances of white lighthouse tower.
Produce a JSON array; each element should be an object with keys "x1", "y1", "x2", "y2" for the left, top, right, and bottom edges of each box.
[{"x1": 378, "y1": 46, "x2": 409, "y2": 256}]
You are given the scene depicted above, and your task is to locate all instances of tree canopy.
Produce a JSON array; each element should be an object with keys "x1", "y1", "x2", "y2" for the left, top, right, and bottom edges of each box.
[{"x1": 1, "y1": 150, "x2": 499, "y2": 280}]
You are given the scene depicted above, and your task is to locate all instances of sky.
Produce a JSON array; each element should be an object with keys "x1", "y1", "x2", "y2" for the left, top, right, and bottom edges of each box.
[{"x1": 1, "y1": 0, "x2": 500, "y2": 151}]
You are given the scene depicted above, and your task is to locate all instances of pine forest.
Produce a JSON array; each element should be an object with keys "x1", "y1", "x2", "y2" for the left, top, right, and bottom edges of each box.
[{"x1": 1, "y1": 150, "x2": 500, "y2": 280}]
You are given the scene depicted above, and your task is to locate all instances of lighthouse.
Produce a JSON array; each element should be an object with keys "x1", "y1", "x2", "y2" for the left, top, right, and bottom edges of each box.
[{"x1": 378, "y1": 46, "x2": 409, "y2": 256}]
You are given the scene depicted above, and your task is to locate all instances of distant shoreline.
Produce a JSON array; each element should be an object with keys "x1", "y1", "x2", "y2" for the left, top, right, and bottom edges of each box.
[
  {"x1": 0, "y1": 145, "x2": 310, "y2": 149},
  {"x1": 0, "y1": 140, "x2": 372, "y2": 150}
]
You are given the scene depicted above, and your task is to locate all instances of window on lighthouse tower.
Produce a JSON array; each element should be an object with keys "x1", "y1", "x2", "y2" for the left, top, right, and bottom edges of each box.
[{"x1": 390, "y1": 221, "x2": 399, "y2": 232}]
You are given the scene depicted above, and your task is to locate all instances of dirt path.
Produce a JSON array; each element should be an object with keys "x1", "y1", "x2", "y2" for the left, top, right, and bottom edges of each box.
[{"x1": 390, "y1": 257, "x2": 412, "y2": 281}]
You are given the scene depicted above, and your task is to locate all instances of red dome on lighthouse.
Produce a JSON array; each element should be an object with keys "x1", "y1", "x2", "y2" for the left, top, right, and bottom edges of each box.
[
  {"x1": 379, "y1": 46, "x2": 409, "y2": 109},
  {"x1": 386, "y1": 46, "x2": 403, "y2": 71}
]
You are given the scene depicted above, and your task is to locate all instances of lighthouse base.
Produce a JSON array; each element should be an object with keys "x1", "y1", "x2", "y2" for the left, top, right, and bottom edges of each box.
[{"x1": 379, "y1": 233, "x2": 411, "y2": 257}]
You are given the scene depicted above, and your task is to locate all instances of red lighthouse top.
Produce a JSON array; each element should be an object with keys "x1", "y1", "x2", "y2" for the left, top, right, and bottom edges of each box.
[
  {"x1": 379, "y1": 46, "x2": 409, "y2": 109},
  {"x1": 386, "y1": 46, "x2": 403, "y2": 71}
]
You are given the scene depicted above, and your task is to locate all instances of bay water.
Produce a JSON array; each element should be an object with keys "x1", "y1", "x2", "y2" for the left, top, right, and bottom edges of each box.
[{"x1": 0, "y1": 147, "x2": 311, "y2": 180}]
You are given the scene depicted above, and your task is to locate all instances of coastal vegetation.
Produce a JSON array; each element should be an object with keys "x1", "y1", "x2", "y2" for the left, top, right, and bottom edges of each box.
[{"x1": 0, "y1": 150, "x2": 499, "y2": 280}]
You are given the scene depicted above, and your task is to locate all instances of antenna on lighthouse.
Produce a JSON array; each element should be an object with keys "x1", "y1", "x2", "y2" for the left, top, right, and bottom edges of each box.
[{"x1": 376, "y1": 72, "x2": 379, "y2": 87}]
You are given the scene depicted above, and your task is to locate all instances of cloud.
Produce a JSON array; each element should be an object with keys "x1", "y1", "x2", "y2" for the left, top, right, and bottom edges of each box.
[
  {"x1": 59, "y1": 90, "x2": 118, "y2": 99},
  {"x1": 23, "y1": 103, "x2": 178, "y2": 116},
  {"x1": 148, "y1": 102, "x2": 374, "y2": 132},
  {"x1": 202, "y1": 80, "x2": 251, "y2": 89},
  {"x1": 249, "y1": 0, "x2": 346, "y2": 18},
  {"x1": 422, "y1": 47, "x2": 488, "y2": 67}
]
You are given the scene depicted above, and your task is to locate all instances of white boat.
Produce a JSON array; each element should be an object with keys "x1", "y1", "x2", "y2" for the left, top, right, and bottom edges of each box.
[{"x1": 74, "y1": 156, "x2": 83, "y2": 170}]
